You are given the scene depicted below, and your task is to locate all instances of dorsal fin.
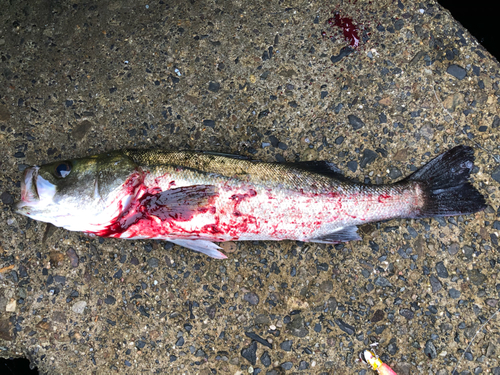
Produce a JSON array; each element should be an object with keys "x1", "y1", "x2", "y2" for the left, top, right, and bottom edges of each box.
[
  {"x1": 287, "y1": 160, "x2": 348, "y2": 181},
  {"x1": 199, "y1": 151, "x2": 251, "y2": 160}
]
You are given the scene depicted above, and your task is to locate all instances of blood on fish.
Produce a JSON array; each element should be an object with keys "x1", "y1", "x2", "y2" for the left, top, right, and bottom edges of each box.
[
  {"x1": 93, "y1": 185, "x2": 261, "y2": 241},
  {"x1": 230, "y1": 189, "x2": 257, "y2": 202},
  {"x1": 328, "y1": 191, "x2": 340, "y2": 198},
  {"x1": 96, "y1": 184, "x2": 212, "y2": 236},
  {"x1": 201, "y1": 223, "x2": 223, "y2": 234},
  {"x1": 378, "y1": 194, "x2": 391, "y2": 203}
]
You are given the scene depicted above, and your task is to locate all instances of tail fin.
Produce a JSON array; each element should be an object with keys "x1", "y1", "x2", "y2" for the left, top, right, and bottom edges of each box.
[{"x1": 405, "y1": 146, "x2": 486, "y2": 217}]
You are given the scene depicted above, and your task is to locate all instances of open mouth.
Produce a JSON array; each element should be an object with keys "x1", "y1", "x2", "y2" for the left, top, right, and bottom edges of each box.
[
  {"x1": 20, "y1": 167, "x2": 40, "y2": 204},
  {"x1": 16, "y1": 166, "x2": 57, "y2": 214}
]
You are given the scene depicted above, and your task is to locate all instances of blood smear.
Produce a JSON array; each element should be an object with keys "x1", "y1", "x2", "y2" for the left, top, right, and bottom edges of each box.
[{"x1": 327, "y1": 12, "x2": 361, "y2": 48}]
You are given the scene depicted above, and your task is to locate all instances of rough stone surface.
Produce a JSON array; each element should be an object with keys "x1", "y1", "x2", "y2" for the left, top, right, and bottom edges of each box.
[{"x1": 1, "y1": 1, "x2": 500, "y2": 374}]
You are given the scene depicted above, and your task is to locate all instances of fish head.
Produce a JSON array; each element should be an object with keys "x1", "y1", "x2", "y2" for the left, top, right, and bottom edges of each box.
[{"x1": 15, "y1": 151, "x2": 139, "y2": 231}]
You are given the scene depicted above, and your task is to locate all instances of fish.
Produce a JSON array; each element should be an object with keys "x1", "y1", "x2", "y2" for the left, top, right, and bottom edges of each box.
[{"x1": 15, "y1": 145, "x2": 486, "y2": 259}]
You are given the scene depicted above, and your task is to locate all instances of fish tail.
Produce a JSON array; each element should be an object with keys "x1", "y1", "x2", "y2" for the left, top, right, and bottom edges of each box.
[{"x1": 406, "y1": 145, "x2": 486, "y2": 217}]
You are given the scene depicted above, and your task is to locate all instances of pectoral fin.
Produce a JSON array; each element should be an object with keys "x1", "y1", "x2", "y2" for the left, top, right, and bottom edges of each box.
[
  {"x1": 144, "y1": 185, "x2": 218, "y2": 221},
  {"x1": 168, "y1": 239, "x2": 227, "y2": 259}
]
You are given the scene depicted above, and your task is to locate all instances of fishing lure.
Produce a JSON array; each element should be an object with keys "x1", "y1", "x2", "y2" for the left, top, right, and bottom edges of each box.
[{"x1": 361, "y1": 350, "x2": 397, "y2": 375}]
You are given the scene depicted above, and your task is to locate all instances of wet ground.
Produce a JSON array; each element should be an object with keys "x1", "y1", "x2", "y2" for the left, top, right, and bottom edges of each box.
[{"x1": 1, "y1": 0, "x2": 500, "y2": 374}]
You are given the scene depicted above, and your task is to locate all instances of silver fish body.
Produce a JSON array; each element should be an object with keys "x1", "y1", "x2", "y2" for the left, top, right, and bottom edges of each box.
[{"x1": 15, "y1": 146, "x2": 486, "y2": 258}]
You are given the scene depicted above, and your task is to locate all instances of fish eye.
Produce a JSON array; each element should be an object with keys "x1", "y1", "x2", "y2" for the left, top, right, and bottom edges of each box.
[{"x1": 54, "y1": 162, "x2": 72, "y2": 178}]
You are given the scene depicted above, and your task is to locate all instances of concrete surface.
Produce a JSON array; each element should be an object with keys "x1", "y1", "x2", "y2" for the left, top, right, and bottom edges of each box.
[{"x1": 1, "y1": 0, "x2": 500, "y2": 374}]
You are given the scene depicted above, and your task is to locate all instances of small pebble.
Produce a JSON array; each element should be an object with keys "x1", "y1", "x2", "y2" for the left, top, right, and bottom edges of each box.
[
  {"x1": 0, "y1": 192, "x2": 14, "y2": 205},
  {"x1": 371, "y1": 309, "x2": 385, "y2": 323},
  {"x1": 6, "y1": 298, "x2": 16, "y2": 312},
  {"x1": 429, "y1": 275, "x2": 442, "y2": 293},
  {"x1": 449, "y1": 288, "x2": 461, "y2": 299},
  {"x1": 206, "y1": 303, "x2": 217, "y2": 319},
  {"x1": 468, "y1": 269, "x2": 487, "y2": 286},
  {"x1": 399, "y1": 308, "x2": 414, "y2": 320},
  {"x1": 147, "y1": 257, "x2": 159, "y2": 268},
  {"x1": 136, "y1": 340, "x2": 146, "y2": 349},
  {"x1": 374, "y1": 276, "x2": 392, "y2": 287},
  {"x1": 360, "y1": 149, "x2": 378, "y2": 168},
  {"x1": 208, "y1": 82, "x2": 220, "y2": 92},
  {"x1": 491, "y1": 166, "x2": 500, "y2": 183},
  {"x1": 241, "y1": 341, "x2": 257, "y2": 365},
  {"x1": 347, "y1": 160, "x2": 358, "y2": 172},
  {"x1": 104, "y1": 295, "x2": 116, "y2": 305},
  {"x1": 448, "y1": 243, "x2": 459, "y2": 255},
  {"x1": 71, "y1": 301, "x2": 87, "y2": 314},
  {"x1": 243, "y1": 292, "x2": 259, "y2": 305},
  {"x1": 298, "y1": 361, "x2": 309, "y2": 370},
  {"x1": 195, "y1": 349, "x2": 206, "y2": 357},
  {"x1": 66, "y1": 248, "x2": 79, "y2": 268},
  {"x1": 281, "y1": 362, "x2": 293, "y2": 370},
  {"x1": 280, "y1": 340, "x2": 292, "y2": 351},
  {"x1": 446, "y1": 64, "x2": 467, "y2": 80},
  {"x1": 435, "y1": 261, "x2": 449, "y2": 278},
  {"x1": 260, "y1": 351, "x2": 271, "y2": 367},
  {"x1": 424, "y1": 340, "x2": 437, "y2": 359},
  {"x1": 387, "y1": 342, "x2": 398, "y2": 355},
  {"x1": 388, "y1": 167, "x2": 402, "y2": 179},
  {"x1": 334, "y1": 319, "x2": 355, "y2": 335},
  {"x1": 331, "y1": 46, "x2": 353, "y2": 63},
  {"x1": 348, "y1": 114, "x2": 365, "y2": 130},
  {"x1": 175, "y1": 337, "x2": 184, "y2": 347},
  {"x1": 203, "y1": 119, "x2": 215, "y2": 128}
]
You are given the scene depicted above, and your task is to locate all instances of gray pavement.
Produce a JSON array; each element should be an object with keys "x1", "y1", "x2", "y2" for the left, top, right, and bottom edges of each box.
[{"x1": 1, "y1": 0, "x2": 500, "y2": 374}]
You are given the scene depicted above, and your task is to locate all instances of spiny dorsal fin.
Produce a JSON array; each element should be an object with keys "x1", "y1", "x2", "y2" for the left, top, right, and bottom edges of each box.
[{"x1": 289, "y1": 160, "x2": 348, "y2": 181}]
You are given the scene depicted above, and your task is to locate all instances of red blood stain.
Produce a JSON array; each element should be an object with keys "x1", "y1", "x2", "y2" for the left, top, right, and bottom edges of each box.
[
  {"x1": 96, "y1": 185, "x2": 209, "y2": 237},
  {"x1": 230, "y1": 189, "x2": 257, "y2": 202},
  {"x1": 208, "y1": 189, "x2": 258, "y2": 236},
  {"x1": 92, "y1": 184, "x2": 260, "y2": 241},
  {"x1": 201, "y1": 223, "x2": 223, "y2": 234},
  {"x1": 378, "y1": 194, "x2": 391, "y2": 203},
  {"x1": 327, "y1": 12, "x2": 361, "y2": 48}
]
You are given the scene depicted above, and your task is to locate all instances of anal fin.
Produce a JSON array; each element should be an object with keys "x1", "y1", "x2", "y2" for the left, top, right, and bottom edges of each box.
[
  {"x1": 309, "y1": 226, "x2": 361, "y2": 244},
  {"x1": 168, "y1": 239, "x2": 227, "y2": 259}
]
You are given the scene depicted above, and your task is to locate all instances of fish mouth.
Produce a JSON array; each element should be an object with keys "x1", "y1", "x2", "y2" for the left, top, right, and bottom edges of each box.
[
  {"x1": 15, "y1": 167, "x2": 40, "y2": 212},
  {"x1": 16, "y1": 166, "x2": 57, "y2": 212}
]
